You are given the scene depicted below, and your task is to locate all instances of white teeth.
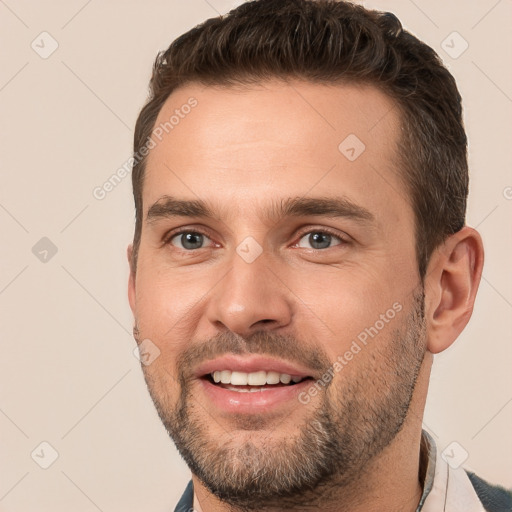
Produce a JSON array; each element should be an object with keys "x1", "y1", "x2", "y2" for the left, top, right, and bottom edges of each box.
[
  {"x1": 247, "y1": 371, "x2": 267, "y2": 386},
  {"x1": 230, "y1": 371, "x2": 248, "y2": 385},
  {"x1": 210, "y1": 370, "x2": 305, "y2": 386},
  {"x1": 220, "y1": 370, "x2": 231, "y2": 384},
  {"x1": 280, "y1": 374, "x2": 291, "y2": 384},
  {"x1": 266, "y1": 371, "x2": 280, "y2": 385}
]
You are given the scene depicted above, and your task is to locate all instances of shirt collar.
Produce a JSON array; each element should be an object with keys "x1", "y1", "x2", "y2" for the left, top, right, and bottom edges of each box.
[
  {"x1": 418, "y1": 429, "x2": 485, "y2": 512},
  {"x1": 416, "y1": 429, "x2": 437, "y2": 511}
]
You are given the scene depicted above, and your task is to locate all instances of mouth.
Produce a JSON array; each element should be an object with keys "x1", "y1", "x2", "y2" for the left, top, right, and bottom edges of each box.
[
  {"x1": 195, "y1": 356, "x2": 317, "y2": 414},
  {"x1": 202, "y1": 369, "x2": 312, "y2": 392}
]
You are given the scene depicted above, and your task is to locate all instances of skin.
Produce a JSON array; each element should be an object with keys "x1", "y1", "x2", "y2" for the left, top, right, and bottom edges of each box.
[{"x1": 127, "y1": 80, "x2": 484, "y2": 512}]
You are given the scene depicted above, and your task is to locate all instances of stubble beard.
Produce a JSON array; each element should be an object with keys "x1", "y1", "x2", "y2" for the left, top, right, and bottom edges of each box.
[{"x1": 141, "y1": 288, "x2": 426, "y2": 511}]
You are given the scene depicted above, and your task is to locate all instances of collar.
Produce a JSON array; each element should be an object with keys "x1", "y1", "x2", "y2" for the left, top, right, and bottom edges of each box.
[
  {"x1": 416, "y1": 429, "x2": 437, "y2": 510},
  {"x1": 418, "y1": 430, "x2": 485, "y2": 511}
]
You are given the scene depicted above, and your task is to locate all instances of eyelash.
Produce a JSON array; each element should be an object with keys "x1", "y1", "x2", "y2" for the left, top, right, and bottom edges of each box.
[
  {"x1": 294, "y1": 227, "x2": 350, "y2": 248},
  {"x1": 163, "y1": 226, "x2": 350, "y2": 250},
  {"x1": 162, "y1": 227, "x2": 215, "y2": 248}
]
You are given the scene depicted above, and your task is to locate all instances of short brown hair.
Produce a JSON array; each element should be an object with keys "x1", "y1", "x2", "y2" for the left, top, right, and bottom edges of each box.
[{"x1": 131, "y1": 0, "x2": 468, "y2": 279}]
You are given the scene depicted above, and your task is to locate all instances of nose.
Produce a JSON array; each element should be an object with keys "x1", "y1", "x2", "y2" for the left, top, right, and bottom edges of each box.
[{"x1": 205, "y1": 248, "x2": 293, "y2": 338}]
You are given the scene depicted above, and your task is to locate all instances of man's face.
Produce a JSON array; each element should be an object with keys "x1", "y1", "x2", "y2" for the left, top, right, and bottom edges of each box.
[{"x1": 128, "y1": 80, "x2": 427, "y2": 508}]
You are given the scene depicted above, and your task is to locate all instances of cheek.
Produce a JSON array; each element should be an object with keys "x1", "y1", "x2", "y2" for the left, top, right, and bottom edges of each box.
[
  {"x1": 288, "y1": 263, "x2": 402, "y2": 355},
  {"x1": 134, "y1": 258, "x2": 218, "y2": 347},
  {"x1": 136, "y1": 277, "x2": 185, "y2": 326}
]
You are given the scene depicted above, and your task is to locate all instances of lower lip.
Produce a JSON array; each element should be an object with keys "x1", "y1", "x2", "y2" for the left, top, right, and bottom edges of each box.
[{"x1": 199, "y1": 378, "x2": 314, "y2": 414}]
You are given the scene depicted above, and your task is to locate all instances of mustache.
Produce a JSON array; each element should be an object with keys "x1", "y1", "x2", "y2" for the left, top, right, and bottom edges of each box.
[{"x1": 176, "y1": 330, "x2": 331, "y2": 378}]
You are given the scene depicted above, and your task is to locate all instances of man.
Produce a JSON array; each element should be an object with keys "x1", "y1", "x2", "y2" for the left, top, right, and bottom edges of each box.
[{"x1": 127, "y1": 1, "x2": 511, "y2": 510}]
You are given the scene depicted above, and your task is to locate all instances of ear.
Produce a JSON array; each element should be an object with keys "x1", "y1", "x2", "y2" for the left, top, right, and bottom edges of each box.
[
  {"x1": 424, "y1": 226, "x2": 484, "y2": 354},
  {"x1": 127, "y1": 243, "x2": 136, "y2": 316}
]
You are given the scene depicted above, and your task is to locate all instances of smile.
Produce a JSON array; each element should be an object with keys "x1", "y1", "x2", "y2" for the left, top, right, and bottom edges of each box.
[
  {"x1": 209, "y1": 370, "x2": 306, "y2": 391},
  {"x1": 195, "y1": 356, "x2": 317, "y2": 412}
]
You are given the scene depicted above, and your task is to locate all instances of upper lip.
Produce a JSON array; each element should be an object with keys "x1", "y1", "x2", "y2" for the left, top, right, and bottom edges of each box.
[{"x1": 195, "y1": 355, "x2": 316, "y2": 379}]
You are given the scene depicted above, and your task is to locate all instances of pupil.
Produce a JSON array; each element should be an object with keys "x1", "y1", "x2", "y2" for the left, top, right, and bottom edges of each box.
[
  {"x1": 310, "y1": 232, "x2": 331, "y2": 249},
  {"x1": 182, "y1": 232, "x2": 203, "y2": 249}
]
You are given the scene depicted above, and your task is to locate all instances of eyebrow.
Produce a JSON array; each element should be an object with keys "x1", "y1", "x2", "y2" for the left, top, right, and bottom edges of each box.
[{"x1": 146, "y1": 195, "x2": 375, "y2": 225}]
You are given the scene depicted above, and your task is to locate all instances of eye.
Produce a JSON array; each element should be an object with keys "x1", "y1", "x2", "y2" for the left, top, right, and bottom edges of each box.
[
  {"x1": 295, "y1": 230, "x2": 346, "y2": 250},
  {"x1": 167, "y1": 230, "x2": 214, "y2": 250}
]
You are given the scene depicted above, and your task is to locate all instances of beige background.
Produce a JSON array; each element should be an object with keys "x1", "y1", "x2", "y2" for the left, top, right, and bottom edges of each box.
[{"x1": 0, "y1": 0, "x2": 511, "y2": 510}]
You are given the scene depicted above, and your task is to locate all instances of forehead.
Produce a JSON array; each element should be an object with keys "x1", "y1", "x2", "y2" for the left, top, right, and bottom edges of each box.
[{"x1": 143, "y1": 79, "x2": 410, "y2": 227}]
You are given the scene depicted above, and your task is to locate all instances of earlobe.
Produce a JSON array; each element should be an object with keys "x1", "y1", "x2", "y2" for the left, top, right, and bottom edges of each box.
[{"x1": 425, "y1": 227, "x2": 484, "y2": 354}]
